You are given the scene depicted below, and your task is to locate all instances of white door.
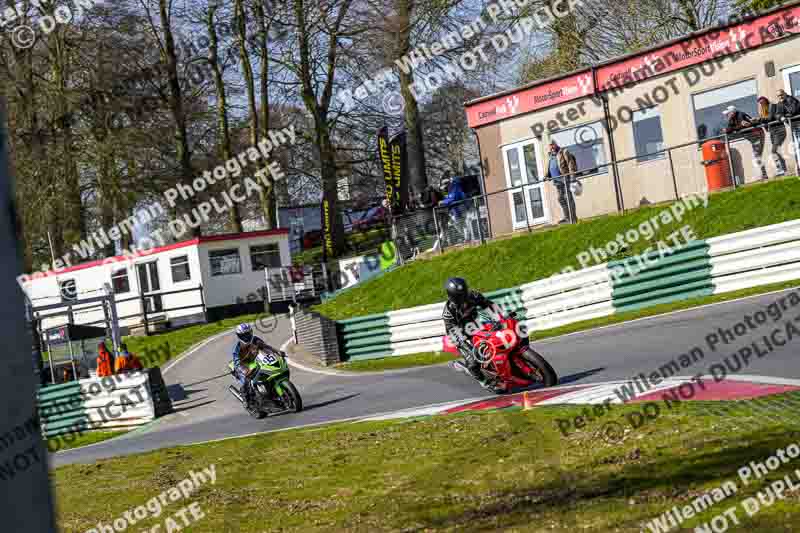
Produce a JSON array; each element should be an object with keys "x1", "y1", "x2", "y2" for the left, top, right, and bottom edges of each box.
[
  {"x1": 137, "y1": 261, "x2": 163, "y2": 313},
  {"x1": 502, "y1": 139, "x2": 549, "y2": 230},
  {"x1": 783, "y1": 64, "x2": 800, "y2": 99}
]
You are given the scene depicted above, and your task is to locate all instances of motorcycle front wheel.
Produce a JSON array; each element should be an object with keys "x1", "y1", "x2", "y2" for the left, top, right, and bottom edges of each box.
[
  {"x1": 516, "y1": 348, "x2": 558, "y2": 387},
  {"x1": 246, "y1": 397, "x2": 266, "y2": 419},
  {"x1": 278, "y1": 380, "x2": 303, "y2": 413}
]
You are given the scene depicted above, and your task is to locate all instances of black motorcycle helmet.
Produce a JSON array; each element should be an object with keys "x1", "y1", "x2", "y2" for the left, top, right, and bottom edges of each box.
[{"x1": 445, "y1": 277, "x2": 468, "y2": 305}]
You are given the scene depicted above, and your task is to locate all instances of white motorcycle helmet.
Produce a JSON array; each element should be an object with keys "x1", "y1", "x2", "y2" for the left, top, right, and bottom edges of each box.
[{"x1": 236, "y1": 323, "x2": 254, "y2": 345}]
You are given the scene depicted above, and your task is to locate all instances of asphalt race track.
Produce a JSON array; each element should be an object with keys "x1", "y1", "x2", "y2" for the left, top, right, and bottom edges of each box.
[{"x1": 52, "y1": 287, "x2": 800, "y2": 467}]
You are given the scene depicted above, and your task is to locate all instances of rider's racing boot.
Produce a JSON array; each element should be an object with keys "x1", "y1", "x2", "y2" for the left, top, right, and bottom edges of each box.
[{"x1": 468, "y1": 362, "x2": 491, "y2": 388}]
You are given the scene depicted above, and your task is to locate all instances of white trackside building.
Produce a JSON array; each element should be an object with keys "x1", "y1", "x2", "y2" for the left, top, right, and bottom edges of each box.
[{"x1": 21, "y1": 230, "x2": 291, "y2": 334}]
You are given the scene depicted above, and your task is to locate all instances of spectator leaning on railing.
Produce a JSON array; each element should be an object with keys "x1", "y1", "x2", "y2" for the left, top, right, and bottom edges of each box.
[
  {"x1": 544, "y1": 141, "x2": 578, "y2": 224},
  {"x1": 722, "y1": 105, "x2": 768, "y2": 180},
  {"x1": 777, "y1": 89, "x2": 800, "y2": 157},
  {"x1": 757, "y1": 96, "x2": 788, "y2": 176}
]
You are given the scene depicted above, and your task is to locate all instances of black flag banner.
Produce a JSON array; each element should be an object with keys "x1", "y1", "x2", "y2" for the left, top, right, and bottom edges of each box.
[
  {"x1": 377, "y1": 126, "x2": 396, "y2": 211},
  {"x1": 321, "y1": 197, "x2": 334, "y2": 263},
  {"x1": 389, "y1": 131, "x2": 408, "y2": 214}
]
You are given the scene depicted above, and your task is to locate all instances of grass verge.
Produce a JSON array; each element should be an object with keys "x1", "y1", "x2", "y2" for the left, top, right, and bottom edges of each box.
[
  {"x1": 124, "y1": 313, "x2": 263, "y2": 368},
  {"x1": 48, "y1": 430, "x2": 126, "y2": 453},
  {"x1": 53, "y1": 392, "x2": 800, "y2": 532},
  {"x1": 315, "y1": 179, "x2": 800, "y2": 320},
  {"x1": 337, "y1": 351, "x2": 456, "y2": 372}
]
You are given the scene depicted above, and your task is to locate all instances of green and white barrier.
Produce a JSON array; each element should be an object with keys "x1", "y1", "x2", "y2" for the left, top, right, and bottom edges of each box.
[
  {"x1": 37, "y1": 369, "x2": 170, "y2": 438},
  {"x1": 336, "y1": 220, "x2": 800, "y2": 361}
]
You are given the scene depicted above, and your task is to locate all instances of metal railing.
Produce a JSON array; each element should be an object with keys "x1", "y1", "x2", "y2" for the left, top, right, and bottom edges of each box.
[
  {"x1": 389, "y1": 114, "x2": 800, "y2": 256},
  {"x1": 265, "y1": 265, "x2": 328, "y2": 303},
  {"x1": 34, "y1": 285, "x2": 206, "y2": 336},
  {"x1": 114, "y1": 285, "x2": 206, "y2": 335}
]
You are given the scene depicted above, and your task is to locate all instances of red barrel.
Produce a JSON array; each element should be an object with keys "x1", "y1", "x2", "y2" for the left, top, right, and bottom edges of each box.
[{"x1": 701, "y1": 140, "x2": 732, "y2": 191}]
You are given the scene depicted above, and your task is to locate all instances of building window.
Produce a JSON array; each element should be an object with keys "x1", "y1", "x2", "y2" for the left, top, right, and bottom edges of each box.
[
  {"x1": 111, "y1": 269, "x2": 130, "y2": 294},
  {"x1": 59, "y1": 279, "x2": 77, "y2": 302},
  {"x1": 549, "y1": 121, "x2": 607, "y2": 175},
  {"x1": 632, "y1": 107, "x2": 665, "y2": 162},
  {"x1": 250, "y1": 244, "x2": 282, "y2": 271},
  {"x1": 170, "y1": 256, "x2": 191, "y2": 283},
  {"x1": 692, "y1": 79, "x2": 758, "y2": 141},
  {"x1": 209, "y1": 249, "x2": 242, "y2": 276}
]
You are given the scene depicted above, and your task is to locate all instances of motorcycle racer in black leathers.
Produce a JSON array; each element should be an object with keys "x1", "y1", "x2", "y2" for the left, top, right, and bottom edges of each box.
[{"x1": 442, "y1": 277, "x2": 497, "y2": 388}]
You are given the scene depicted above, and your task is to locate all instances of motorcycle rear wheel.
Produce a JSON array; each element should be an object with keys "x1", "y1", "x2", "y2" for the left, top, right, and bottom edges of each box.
[
  {"x1": 279, "y1": 380, "x2": 303, "y2": 413},
  {"x1": 516, "y1": 348, "x2": 558, "y2": 387}
]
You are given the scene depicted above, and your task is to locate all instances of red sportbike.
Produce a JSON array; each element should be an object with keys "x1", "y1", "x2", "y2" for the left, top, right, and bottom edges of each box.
[{"x1": 451, "y1": 311, "x2": 558, "y2": 394}]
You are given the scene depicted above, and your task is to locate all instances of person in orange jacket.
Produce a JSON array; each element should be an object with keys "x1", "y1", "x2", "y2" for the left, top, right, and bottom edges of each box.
[
  {"x1": 96, "y1": 342, "x2": 114, "y2": 377},
  {"x1": 115, "y1": 343, "x2": 144, "y2": 373}
]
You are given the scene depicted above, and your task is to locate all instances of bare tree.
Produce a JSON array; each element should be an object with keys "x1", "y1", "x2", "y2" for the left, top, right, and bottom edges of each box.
[{"x1": 207, "y1": 2, "x2": 244, "y2": 232}]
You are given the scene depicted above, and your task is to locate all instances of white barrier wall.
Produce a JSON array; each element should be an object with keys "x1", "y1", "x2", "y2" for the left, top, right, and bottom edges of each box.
[{"x1": 337, "y1": 220, "x2": 800, "y2": 361}]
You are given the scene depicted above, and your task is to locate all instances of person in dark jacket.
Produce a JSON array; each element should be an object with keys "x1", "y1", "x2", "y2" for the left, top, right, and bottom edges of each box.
[
  {"x1": 438, "y1": 177, "x2": 467, "y2": 246},
  {"x1": 544, "y1": 141, "x2": 578, "y2": 224},
  {"x1": 777, "y1": 89, "x2": 800, "y2": 164},
  {"x1": 723, "y1": 105, "x2": 767, "y2": 180},
  {"x1": 442, "y1": 277, "x2": 497, "y2": 389},
  {"x1": 757, "y1": 96, "x2": 787, "y2": 176},
  {"x1": 777, "y1": 89, "x2": 800, "y2": 118}
]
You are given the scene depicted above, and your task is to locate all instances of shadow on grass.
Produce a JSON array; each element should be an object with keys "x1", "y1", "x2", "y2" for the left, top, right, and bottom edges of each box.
[{"x1": 404, "y1": 425, "x2": 800, "y2": 531}]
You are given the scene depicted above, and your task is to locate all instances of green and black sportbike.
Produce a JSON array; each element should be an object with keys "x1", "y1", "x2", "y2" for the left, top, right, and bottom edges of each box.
[{"x1": 227, "y1": 349, "x2": 303, "y2": 418}]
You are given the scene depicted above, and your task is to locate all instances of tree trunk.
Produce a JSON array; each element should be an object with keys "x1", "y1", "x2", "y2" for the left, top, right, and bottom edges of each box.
[
  {"x1": 254, "y1": 0, "x2": 276, "y2": 229},
  {"x1": 49, "y1": 23, "x2": 84, "y2": 248},
  {"x1": 318, "y1": 125, "x2": 344, "y2": 261},
  {"x1": 7, "y1": 39, "x2": 37, "y2": 271},
  {"x1": 208, "y1": 5, "x2": 243, "y2": 233},
  {"x1": 396, "y1": 0, "x2": 428, "y2": 195},
  {"x1": 158, "y1": 0, "x2": 199, "y2": 237},
  {"x1": 400, "y1": 71, "x2": 428, "y2": 193},
  {"x1": 235, "y1": 0, "x2": 273, "y2": 230},
  {"x1": 293, "y1": 0, "x2": 346, "y2": 258},
  {"x1": 98, "y1": 155, "x2": 116, "y2": 258}
]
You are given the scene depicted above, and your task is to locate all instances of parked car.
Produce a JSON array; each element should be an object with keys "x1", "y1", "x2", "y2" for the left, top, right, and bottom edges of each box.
[{"x1": 351, "y1": 204, "x2": 388, "y2": 231}]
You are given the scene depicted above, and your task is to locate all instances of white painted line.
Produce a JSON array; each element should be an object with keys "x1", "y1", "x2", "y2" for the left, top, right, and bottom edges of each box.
[
  {"x1": 282, "y1": 338, "x2": 349, "y2": 376},
  {"x1": 361, "y1": 398, "x2": 489, "y2": 421},
  {"x1": 178, "y1": 394, "x2": 492, "y2": 449},
  {"x1": 282, "y1": 337, "x2": 457, "y2": 377},
  {"x1": 536, "y1": 285, "x2": 800, "y2": 344},
  {"x1": 694, "y1": 373, "x2": 800, "y2": 387},
  {"x1": 536, "y1": 378, "x2": 691, "y2": 405},
  {"x1": 162, "y1": 329, "x2": 234, "y2": 375}
]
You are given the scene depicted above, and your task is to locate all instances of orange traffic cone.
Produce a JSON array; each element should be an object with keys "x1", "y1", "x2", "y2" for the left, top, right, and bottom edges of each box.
[{"x1": 523, "y1": 391, "x2": 535, "y2": 410}]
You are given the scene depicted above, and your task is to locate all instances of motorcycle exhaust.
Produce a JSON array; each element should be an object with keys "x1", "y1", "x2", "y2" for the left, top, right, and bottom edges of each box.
[{"x1": 228, "y1": 385, "x2": 245, "y2": 404}]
